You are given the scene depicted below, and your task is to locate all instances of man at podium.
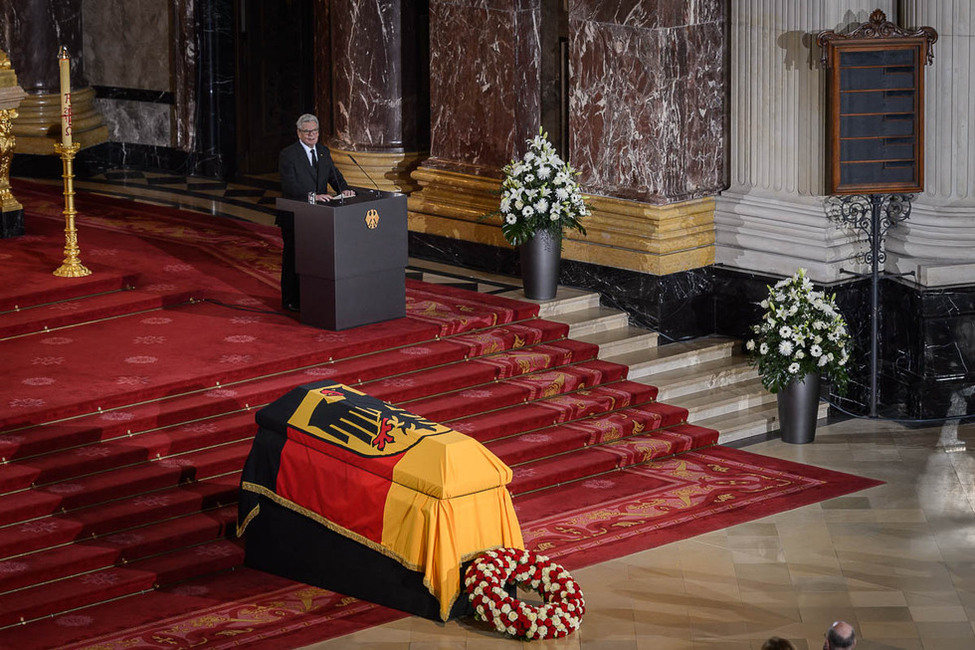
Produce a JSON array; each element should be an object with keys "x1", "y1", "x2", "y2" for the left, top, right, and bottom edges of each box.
[{"x1": 277, "y1": 114, "x2": 355, "y2": 312}]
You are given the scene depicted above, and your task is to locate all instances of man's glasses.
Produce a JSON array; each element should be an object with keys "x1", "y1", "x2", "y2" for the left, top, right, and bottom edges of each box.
[{"x1": 299, "y1": 128, "x2": 319, "y2": 134}]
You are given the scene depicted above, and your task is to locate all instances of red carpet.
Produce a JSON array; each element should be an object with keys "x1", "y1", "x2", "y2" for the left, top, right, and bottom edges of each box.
[{"x1": 0, "y1": 181, "x2": 882, "y2": 649}]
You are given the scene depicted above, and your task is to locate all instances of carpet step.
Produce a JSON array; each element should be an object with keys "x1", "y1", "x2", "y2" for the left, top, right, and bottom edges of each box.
[
  {"x1": 449, "y1": 380, "x2": 660, "y2": 445},
  {"x1": 0, "y1": 441, "x2": 249, "y2": 527},
  {"x1": 486, "y1": 402, "x2": 693, "y2": 467},
  {"x1": 0, "y1": 320, "x2": 571, "y2": 461},
  {"x1": 0, "y1": 272, "x2": 140, "y2": 313},
  {"x1": 0, "y1": 288, "x2": 196, "y2": 339},
  {"x1": 645, "y1": 354, "x2": 759, "y2": 402},
  {"x1": 405, "y1": 360, "x2": 632, "y2": 422},
  {"x1": 0, "y1": 411, "x2": 256, "y2": 493},
  {"x1": 576, "y1": 326, "x2": 660, "y2": 359},
  {"x1": 508, "y1": 422, "x2": 719, "y2": 494},
  {"x1": 606, "y1": 335, "x2": 737, "y2": 380},
  {"x1": 360, "y1": 339, "x2": 598, "y2": 402},
  {"x1": 0, "y1": 538, "x2": 244, "y2": 629},
  {"x1": 0, "y1": 474, "x2": 240, "y2": 559},
  {"x1": 0, "y1": 506, "x2": 237, "y2": 593}
]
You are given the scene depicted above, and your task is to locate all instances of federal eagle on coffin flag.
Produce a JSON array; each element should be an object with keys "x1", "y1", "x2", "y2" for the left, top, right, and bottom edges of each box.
[{"x1": 237, "y1": 382, "x2": 524, "y2": 621}]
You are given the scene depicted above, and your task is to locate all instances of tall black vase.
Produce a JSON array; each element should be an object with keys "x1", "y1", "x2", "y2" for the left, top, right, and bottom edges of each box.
[
  {"x1": 520, "y1": 228, "x2": 561, "y2": 300},
  {"x1": 777, "y1": 372, "x2": 821, "y2": 444}
]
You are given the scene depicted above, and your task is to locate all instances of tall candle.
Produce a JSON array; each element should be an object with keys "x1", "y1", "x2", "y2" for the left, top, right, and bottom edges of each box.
[{"x1": 58, "y1": 46, "x2": 72, "y2": 146}]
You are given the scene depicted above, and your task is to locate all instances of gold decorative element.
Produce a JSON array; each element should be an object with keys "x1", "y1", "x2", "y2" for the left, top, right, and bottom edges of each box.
[
  {"x1": 52, "y1": 141, "x2": 92, "y2": 278},
  {"x1": 0, "y1": 108, "x2": 21, "y2": 212},
  {"x1": 365, "y1": 208, "x2": 379, "y2": 229},
  {"x1": 329, "y1": 147, "x2": 426, "y2": 193},
  {"x1": 10, "y1": 87, "x2": 108, "y2": 154},
  {"x1": 408, "y1": 167, "x2": 716, "y2": 275}
]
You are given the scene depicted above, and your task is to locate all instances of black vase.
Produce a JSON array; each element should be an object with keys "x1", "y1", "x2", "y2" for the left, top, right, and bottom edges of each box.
[
  {"x1": 777, "y1": 372, "x2": 821, "y2": 444},
  {"x1": 520, "y1": 228, "x2": 561, "y2": 300}
]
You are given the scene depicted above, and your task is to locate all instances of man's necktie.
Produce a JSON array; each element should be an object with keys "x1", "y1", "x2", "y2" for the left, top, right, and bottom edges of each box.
[{"x1": 311, "y1": 148, "x2": 319, "y2": 170}]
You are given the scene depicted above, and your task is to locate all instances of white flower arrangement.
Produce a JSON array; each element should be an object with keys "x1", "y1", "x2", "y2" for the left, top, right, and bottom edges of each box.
[
  {"x1": 745, "y1": 268, "x2": 851, "y2": 394},
  {"x1": 495, "y1": 129, "x2": 589, "y2": 246}
]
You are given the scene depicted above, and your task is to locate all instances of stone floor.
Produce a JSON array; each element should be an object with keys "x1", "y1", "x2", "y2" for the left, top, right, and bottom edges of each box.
[{"x1": 301, "y1": 417, "x2": 975, "y2": 650}]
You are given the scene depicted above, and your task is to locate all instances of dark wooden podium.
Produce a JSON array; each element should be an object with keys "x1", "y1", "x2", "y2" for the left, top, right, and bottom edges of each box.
[{"x1": 277, "y1": 192, "x2": 407, "y2": 330}]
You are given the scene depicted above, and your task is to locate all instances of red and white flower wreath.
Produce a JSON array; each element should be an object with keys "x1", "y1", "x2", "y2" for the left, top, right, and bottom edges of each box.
[{"x1": 464, "y1": 547, "x2": 585, "y2": 640}]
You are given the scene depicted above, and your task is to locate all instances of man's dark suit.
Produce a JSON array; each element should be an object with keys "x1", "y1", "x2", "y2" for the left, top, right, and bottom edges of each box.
[{"x1": 277, "y1": 141, "x2": 349, "y2": 309}]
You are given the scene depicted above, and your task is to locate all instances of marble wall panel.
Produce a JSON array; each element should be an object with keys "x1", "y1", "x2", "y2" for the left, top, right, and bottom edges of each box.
[
  {"x1": 428, "y1": 0, "x2": 541, "y2": 171},
  {"x1": 82, "y1": 0, "x2": 171, "y2": 91},
  {"x1": 568, "y1": 0, "x2": 725, "y2": 204},
  {"x1": 330, "y1": 0, "x2": 427, "y2": 152},
  {"x1": 1, "y1": 0, "x2": 85, "y2": 93},
  {"x1": 94, "y1": 98, "x2": 170, "y2": 146}
]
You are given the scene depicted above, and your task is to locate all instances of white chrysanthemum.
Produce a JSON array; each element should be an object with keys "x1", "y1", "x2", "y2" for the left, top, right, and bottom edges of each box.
[
  {"x1": 538, "y1": 165, "x2": 551, "y2": 179},
  {"x1": 535, "y1": 199, "x2": 549, "y2": 213},
  {"x1": 505, "y1": 214, "x2": 517, "y2": 224},
  {"x1": 779, "y1": 325, "x2": 792, "y2": 338},
  {"x1": 779, "y1": 340, "x2": 793, "y2": 356}
]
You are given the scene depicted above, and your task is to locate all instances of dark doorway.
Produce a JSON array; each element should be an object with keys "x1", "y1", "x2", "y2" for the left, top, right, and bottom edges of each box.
[{"x1": 235, "y1": 0, "x2": 314, "y2": 174}]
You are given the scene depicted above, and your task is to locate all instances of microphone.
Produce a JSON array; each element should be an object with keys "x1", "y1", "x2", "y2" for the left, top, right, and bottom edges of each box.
[{"x1": 347, "y1": 153, "x2": 381, "y2": 196}]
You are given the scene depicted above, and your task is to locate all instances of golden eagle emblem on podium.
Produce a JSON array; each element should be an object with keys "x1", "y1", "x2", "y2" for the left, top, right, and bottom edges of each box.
[{"x1": 365, "y1": 208, "x2": 380, "y2": 229}]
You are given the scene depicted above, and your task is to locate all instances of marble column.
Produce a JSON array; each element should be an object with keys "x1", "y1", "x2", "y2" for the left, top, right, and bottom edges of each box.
[
  {"x1": 563, "y1": 1, "x2": 725, "y2": 275},
  {"x1": 888, "y1": 0, "x2": 975, "y2": 286},
  {"x1": 715, "y1": 0, "x2": 896, "y2": 283},
  {"x1": 0, "y1": 0, "x2": 108, "y2": 153},
  {"x1": 409, "y1": 0, "x2": 727, "y2": 278},
  {"x1": 327, "y1": 0, "x2": 429, "y2": 192},
  {"x1": 408, "y1": 0, "x2": 543, "y2": 250}
]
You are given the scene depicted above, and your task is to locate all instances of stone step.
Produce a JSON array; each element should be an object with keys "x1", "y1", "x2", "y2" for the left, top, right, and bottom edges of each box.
[
  {"x1": 643, "y1": 355, "x2": 759, "y2": 402},
  {"x1": 575, "y1": 326, "x2": 660, "y2": 358},
  {"x1": 605, "y1": 336, "x2": 737, "y2": 380},
  {"x1": 701, "y1": 400, "x2": 831, "y2": 446},
  {"x1": 541, "y1": 304, "x2": 631, "y2": 338},
  {"x1": 530, "y1": 287, "x2": 603, "y2": 318},
  {"x1": 676, "y1": 376, "x2": 778, "y2": 423}
]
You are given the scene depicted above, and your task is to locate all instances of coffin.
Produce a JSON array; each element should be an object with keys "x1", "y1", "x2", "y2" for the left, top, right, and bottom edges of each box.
[{"x1": 237, "y1": 382, "x2": 524, "y2": 621}]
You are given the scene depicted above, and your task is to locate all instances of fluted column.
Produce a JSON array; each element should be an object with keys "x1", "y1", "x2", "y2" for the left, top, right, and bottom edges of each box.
[
  {"x1": 888, "y1": 0, "x2": 975, "y2": 285},
  {"x1": 326, "y1": 0, "x2": 429, "y2": 192},
  {"x1": 716, "y1": 1, "x2": 895, "y2": 282}
]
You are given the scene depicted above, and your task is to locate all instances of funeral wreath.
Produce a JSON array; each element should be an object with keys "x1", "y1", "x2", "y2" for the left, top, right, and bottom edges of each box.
[
  {"x1": 464, "y1": 547, "x2": 585, "y2": 640},
  {"x1": 494, "y1": 129, "x2": 589, "y2": 246},
  {"x1": 745, "y1": 268, "x2": 851, "y2": 393}
]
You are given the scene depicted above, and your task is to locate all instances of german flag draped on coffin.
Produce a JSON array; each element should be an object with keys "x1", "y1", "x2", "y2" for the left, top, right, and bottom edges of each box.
[{"x1": 237, "y1": 382, "x2": 524, "y2": 621}]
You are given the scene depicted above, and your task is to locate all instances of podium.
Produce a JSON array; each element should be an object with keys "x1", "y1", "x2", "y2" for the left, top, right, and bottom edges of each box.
[{"x1": 277, "y1": 192, "x2": 407, "y2": 330}]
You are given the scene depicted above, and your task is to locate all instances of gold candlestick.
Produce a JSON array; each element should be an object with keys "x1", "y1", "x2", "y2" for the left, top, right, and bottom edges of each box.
[{"x1": 52, "y1": 140, "x2": 91, "y2": 277}]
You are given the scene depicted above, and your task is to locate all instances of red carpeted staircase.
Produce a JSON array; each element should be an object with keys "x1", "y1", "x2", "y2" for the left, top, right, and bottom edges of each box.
[{"x1": 0, "y1": 271, "x2": 717, "y2": 631}]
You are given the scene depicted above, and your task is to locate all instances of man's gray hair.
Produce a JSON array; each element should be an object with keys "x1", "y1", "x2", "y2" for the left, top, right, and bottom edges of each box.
[{"x1": 296, "y1": 114, "x2": 319, "y2": 129}]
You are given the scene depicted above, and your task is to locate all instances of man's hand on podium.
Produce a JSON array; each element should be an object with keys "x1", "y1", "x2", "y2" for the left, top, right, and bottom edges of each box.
[{"x1": 320, "y1": 189, "x2": 356, "y2": 202}]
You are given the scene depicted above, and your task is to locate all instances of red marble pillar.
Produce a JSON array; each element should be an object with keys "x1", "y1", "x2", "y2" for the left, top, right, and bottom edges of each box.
[{"x1": 325, "y1": 0, "x2": 430, "y2": 192}]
